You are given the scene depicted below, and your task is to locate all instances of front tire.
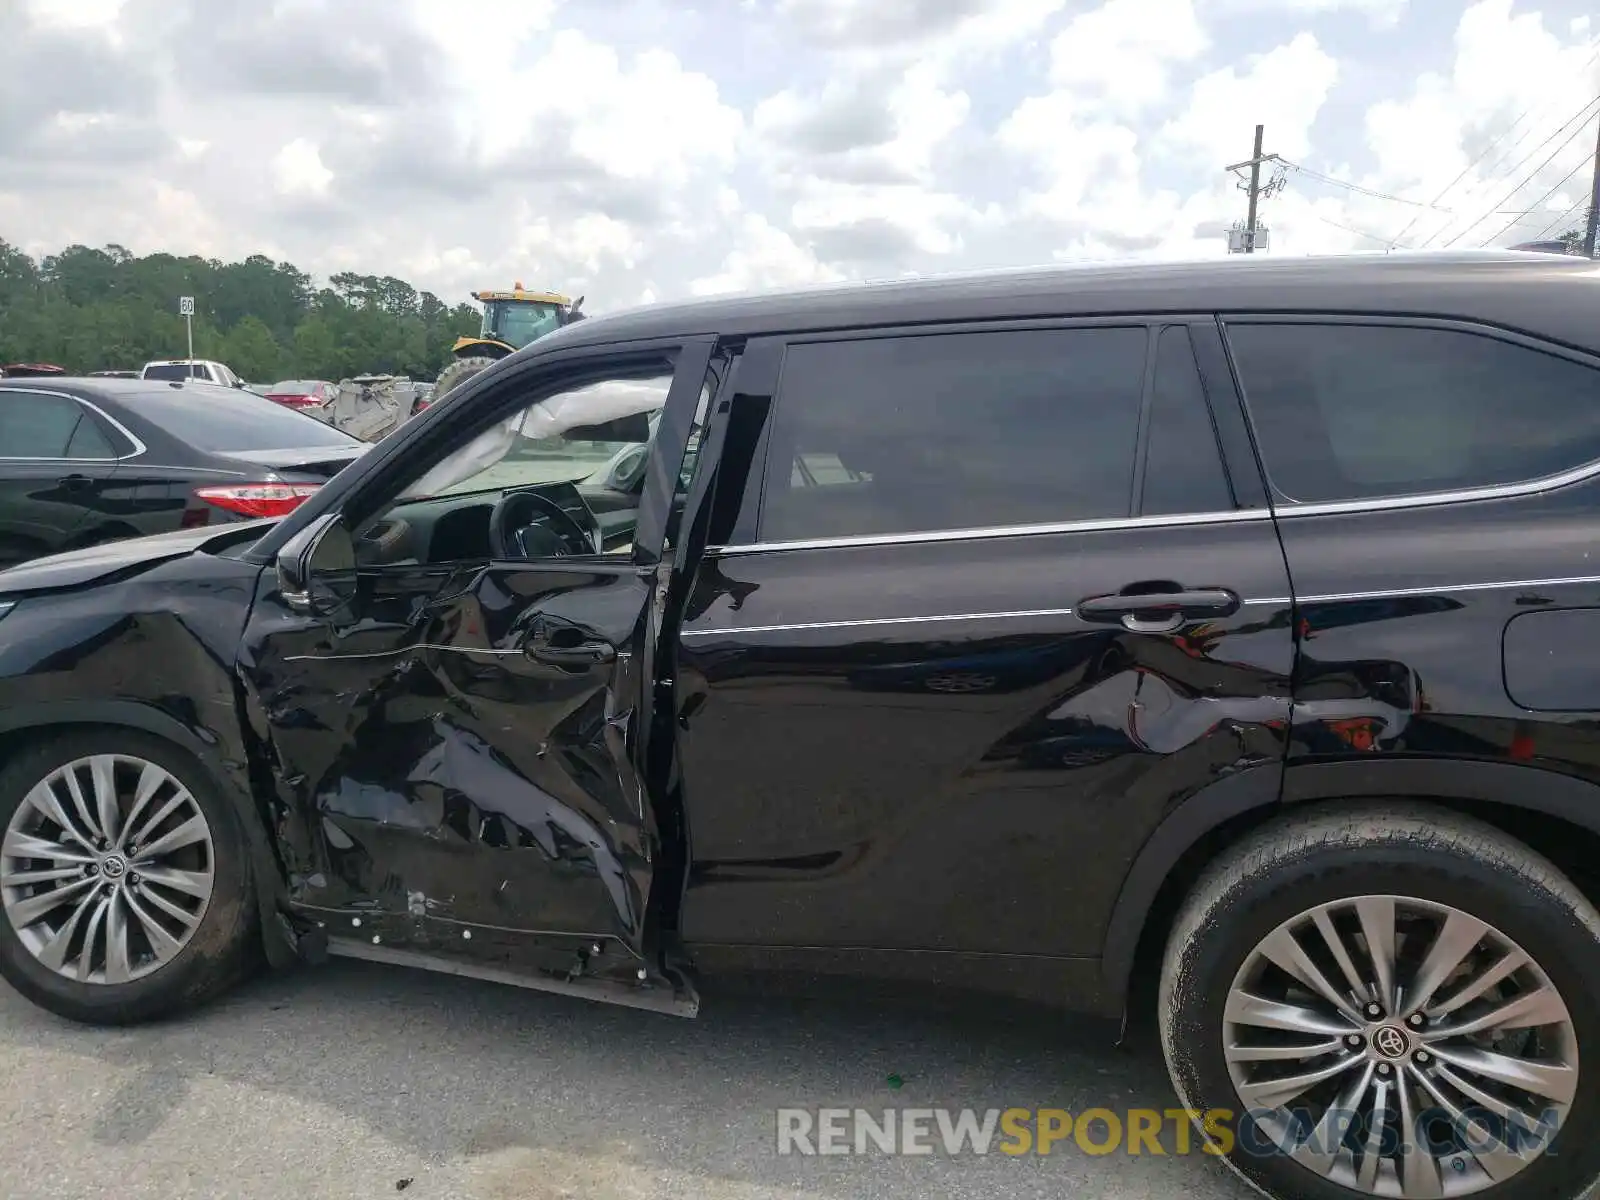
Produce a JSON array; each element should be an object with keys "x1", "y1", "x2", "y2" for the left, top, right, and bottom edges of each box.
[
  {"x1": 1159, "y1": 804, "x2": 1600, "y2": 1200},
  {"x1": 0, "y1": 730, "x2": 256, "y2": 1024}
]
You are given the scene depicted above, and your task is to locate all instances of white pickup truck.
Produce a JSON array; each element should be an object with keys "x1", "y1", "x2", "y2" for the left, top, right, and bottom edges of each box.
[{"x1": 139, "y1": 358, "x2": 246, "y2": 387}]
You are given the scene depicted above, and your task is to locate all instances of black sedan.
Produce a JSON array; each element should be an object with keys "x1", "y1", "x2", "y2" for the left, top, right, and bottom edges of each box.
[{"x1": 0, "y1": 377, "x2": 367, "y2": 569}]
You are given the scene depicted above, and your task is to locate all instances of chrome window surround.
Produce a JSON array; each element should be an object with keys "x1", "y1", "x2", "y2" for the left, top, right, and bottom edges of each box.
[
  {"x1": 708, "y1": 444, "x2": 1600, "y2": 557},
  {"x1": 707, "y1": 314, "x2": 1600, "y2": 556},
  {"x1": 1221, "y1": 312, "x2": 1600, "y2": 515},
  {"x1": 0, "y1": 387, "x2": 148, "y2": 461}
]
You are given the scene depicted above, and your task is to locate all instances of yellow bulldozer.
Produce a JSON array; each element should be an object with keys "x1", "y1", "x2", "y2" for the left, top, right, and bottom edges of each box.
[{"x1": 433, "y1": 283, "x2": 586, "y2": 400}]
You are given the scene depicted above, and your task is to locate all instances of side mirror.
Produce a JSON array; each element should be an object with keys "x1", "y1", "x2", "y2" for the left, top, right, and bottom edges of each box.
[
  {"x1": 609, "y1": 445, "x2": 649, "y2": 490},
  {"x1": 276, "y1": 512, "x2": 357, "y2": 617}
]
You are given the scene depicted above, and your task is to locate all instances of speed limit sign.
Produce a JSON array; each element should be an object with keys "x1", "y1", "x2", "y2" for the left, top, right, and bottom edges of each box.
[{"x1": 179, "y1": 296, "x2": 195, "y2": 316}]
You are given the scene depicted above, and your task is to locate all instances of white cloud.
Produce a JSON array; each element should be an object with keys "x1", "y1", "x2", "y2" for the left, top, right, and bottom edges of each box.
[
  {"x1": 690, "y1": 212, "x2": 845, "y2": 296},
  {"x1": 1354, "y1": 0, "x2": 1600, "y2": 249},
  {"x1": 21, "y1": 0, "x2": 127, "y2": 30},
  {"x1": 430, "y1": 28, "x2": 743, "y2": 185},
  {"x1": 271, "y1": 139, "x2": 334, "y2": 197},
  {"x1": 2, "y1": 0, "x2": 1597, "y2": 314},
  {"x1": 510, "y1": 210, "x2": 644, "y2": 278},
  {"x1": 999, "y1": 94, "x2": 1143, "y2": 221},
  {"x1": 1049, "y1": 0, "x2": 1209, "y2": 112},
  {"x1": 1159, "y1": 33, "x2": 1340, "y2": 166},
  {"x1": 1199, "y1": 0, "x2": 1408, "y2": 27}
]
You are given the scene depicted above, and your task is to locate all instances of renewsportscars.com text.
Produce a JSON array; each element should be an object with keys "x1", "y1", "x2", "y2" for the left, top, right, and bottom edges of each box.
[{"x1": 774, "y1": 1106, "x2": 1561, "y2": 1160}]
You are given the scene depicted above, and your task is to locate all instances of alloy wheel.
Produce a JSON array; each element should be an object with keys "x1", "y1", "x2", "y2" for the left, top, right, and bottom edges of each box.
[
  {"x1": 0, "y1": 754, "x2": 215, "y2": 984},
  {"x1": 1224, "y1": 894, "x2": 1578, "y2": 1197}
]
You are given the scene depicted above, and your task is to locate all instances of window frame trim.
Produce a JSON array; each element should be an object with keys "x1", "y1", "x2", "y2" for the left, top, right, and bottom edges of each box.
[
  {"x1": 1219, "y1": 312, "x2": 1600, "y2": 519},
  {"x1": 739, "y1": 315, "x2": 1245, "y2": 552},
  {"x1": 0, "y1": 387, "x2": 148, "y2": 462},
  {"x1": 1135, "y1": 321, "x2": 1240, "y2": 518}
]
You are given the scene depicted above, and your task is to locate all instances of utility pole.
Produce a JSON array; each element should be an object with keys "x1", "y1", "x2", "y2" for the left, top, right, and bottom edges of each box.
[
  {"x1": 1244, "y1": 124, "x2": 1265, "y2": 253},
  {"x1": 1225, "y1": 125, "x2": 1282, "y2": 253},
  {"x1": 1583, "y1": 111, "x2": 1600, "y2": 259}
]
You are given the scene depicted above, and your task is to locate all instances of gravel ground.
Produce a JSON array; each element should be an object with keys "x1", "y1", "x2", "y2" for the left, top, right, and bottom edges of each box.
[{"x1": 0, "y1": 959, "x2": 1253, "y2": 1199}]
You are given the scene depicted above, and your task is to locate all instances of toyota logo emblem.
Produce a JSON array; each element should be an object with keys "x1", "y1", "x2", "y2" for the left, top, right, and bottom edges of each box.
[
  {"x1": 1373, "y1": 1025, "x2": 1409, "y2": 1060},
  {"x1": 100, "y1": 854, "x2": 127, "y2": 880}
]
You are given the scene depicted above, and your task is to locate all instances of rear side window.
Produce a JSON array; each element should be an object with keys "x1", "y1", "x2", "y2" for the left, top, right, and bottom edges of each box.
[
  {"x1": 0, "y1": 394, "x2": 86, "y2": 457},
  {"x1": 66, "y1": 413, "x2": 117, "y2": 459},
  {"x1": 1227, "y1": 322, "x2": 1600, "y2": 504},
  {"x1": 143, "y1": 363, "x2": 210, "y2": 382},
  {"x1": 759, "y1": 327, "x2": 1148, "y2": 541},
  {"x1": 1141, "y1": 326, "x2": 1233, "y2": 515},
  {"x1": 122, "y1": 387, "x2": 358, "y2": 452}
]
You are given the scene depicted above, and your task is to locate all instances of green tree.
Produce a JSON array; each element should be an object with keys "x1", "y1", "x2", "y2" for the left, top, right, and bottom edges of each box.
[
  {"x1": 223, "y1": 315, "x2": 287, "y2": 382},
  {"x1": 1558, "y1": 226, "x2": 1595, "y2": 254},
  {"x1": 0, "y1": 236, "x2": 499, "y2": 380}
]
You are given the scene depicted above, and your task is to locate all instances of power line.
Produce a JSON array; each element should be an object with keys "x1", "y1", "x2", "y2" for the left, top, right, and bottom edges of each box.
[
  {"x1": 1437, "y1": 92, "x2": 1600, "y2": 247},
  {"x1": 1277, "y1": 160, "x2": 1452, "y2": 210},
  {"x1": 1530, "y1": 196, "x2": 1589, "y2": 242},
  {"x1": 1471, "y1": 117, "x2": 1599, "y2": 247},
  {"x1": 1388, "y1": 38, "x2": 1600, "y2": 249},
  {"x1": 1480, "y1": 159, "x2": 1589, "y2": 244},
  {"x1": 1308, "y1": 212, "x2": 1399, "y2": 245}
]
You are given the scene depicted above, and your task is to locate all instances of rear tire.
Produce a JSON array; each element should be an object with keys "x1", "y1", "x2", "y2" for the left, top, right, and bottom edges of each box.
[
  {"x1": 0, "y1": 730, "x2": 256, "y2": 1025},
  {"x1": 433, "y1": 355, "x2": 497, "y2": 401},
  {"x1": 1158, "y1": 803, "x2": 1600, "y2": 1200}
]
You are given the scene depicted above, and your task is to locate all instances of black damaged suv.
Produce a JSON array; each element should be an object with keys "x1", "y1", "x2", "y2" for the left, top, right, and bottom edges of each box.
[{"x1": 1, "y1": 251, "x2": 1599, "y2": 1200}]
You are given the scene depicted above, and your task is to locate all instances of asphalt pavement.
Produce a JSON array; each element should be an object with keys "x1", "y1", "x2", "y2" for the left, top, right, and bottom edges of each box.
[{"x1": 0, "y1": 958, "x2": 1253, "y2": 1199}]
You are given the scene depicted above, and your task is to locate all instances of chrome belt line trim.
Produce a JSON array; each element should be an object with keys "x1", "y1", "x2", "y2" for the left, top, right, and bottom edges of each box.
[
  {"x1": 683, "y1": 574, "x2": 1600, "y2": 638},
  {"x1": 1244, "y1": 573, "x2": 1600, "y2": 607},
  {"x1": 1271, "y1": 458, "x2": 1600, "y2": 518},
  {"x1": 283, "y1": 643, "x2": 523, "y2": 661},
  {"x1": 709, "y1": 507, "x2": 1268, "y2": 556},
  {"x1": 679, "y1": 607, "x2": 1078, "y2": 637}
]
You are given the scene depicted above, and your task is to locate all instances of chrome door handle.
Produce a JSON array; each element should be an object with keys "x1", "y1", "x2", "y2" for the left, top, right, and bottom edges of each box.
[
  {"x1": 527, "y1": 639, "x2": 616, "y2": 667},
  {"x1": 1076, "y1": 587, "x2": 1240, "y2": 632}
]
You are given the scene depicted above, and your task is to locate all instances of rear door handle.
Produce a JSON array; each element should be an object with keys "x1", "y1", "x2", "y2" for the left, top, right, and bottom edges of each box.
[
  {"x1": 57, "y1": 474, "x2": 94, "y2": 493},
  {"x1": 1076, "y1": 588, "x2": 1240, "y2": 634},
  {"x1": 527, "y1": 639, "x2": 617, "y2": 668}
]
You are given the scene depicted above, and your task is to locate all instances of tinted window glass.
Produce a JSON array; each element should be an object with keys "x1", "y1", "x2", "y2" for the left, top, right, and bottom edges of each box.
[
  {"x1": 1142, "y1": 326, "x2": 1233, "y2": 515},
  {"x1": 66, "y1": 413, "x2": 117, "y2": 459},
  {"x1": 143, "y1": 363, "x2": 210, "y2": 381},
  {"x1": 0, "y1": 394, "x2": 84, "y2": 457},
  {"x1": 761, "y1": 328, "x2": 1148, "y2": 540},
  {"x1": 121, "y1": 386, "x2": 359, "y2": 452},
  {"x1": 1228, "y1": 323, "x2": 1600, "y2": 503}
]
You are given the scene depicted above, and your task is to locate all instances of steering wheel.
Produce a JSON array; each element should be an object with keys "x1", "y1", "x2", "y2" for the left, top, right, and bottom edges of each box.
[{"x1": 488, "y1": 488, "x2": 595, "y2": 559}]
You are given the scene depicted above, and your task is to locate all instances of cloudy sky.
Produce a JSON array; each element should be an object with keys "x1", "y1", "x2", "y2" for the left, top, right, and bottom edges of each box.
[{"x1": 3, "y1": 0, "x2": 1597, "y2": 311}]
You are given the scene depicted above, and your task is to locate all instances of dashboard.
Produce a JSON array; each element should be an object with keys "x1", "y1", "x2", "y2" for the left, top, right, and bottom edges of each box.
[{"x1": 355, "y1": 480, "x2": 619, "y2": 567}]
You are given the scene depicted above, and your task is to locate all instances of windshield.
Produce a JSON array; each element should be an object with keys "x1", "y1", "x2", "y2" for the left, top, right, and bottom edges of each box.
[
  {"x1": 122, "y1": 385, "x2": 362, "y2": 452},
  {"x1": 404, "y1": 375, "x2": 672, "y2": 499},
  {"x1": 483, "y1": 300, "x2": 565, "y2": 350},
  {"x1": 270, "y1": 380, "x2": 322, "y2": 393},
  {"x1": 143, "y1": 363, "x2": 209, "y2": 381}
]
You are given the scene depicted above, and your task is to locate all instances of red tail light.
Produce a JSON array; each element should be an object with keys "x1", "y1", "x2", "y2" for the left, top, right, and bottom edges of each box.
[
  {"x1": 194, "y1": 482, "x2": 321, "y2": 519},
  {"x1": 267, "y1": 393, "x2": 321, "y2": 410}
]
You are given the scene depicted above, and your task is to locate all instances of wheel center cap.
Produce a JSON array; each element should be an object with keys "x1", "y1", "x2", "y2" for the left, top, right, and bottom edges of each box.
[
  {"x1": 1372, "y1": 1024, "x2": 1410, "y2": 1060},
  {"x1": 100, "y1": 853, "x2": 127, "y2": 880}
]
